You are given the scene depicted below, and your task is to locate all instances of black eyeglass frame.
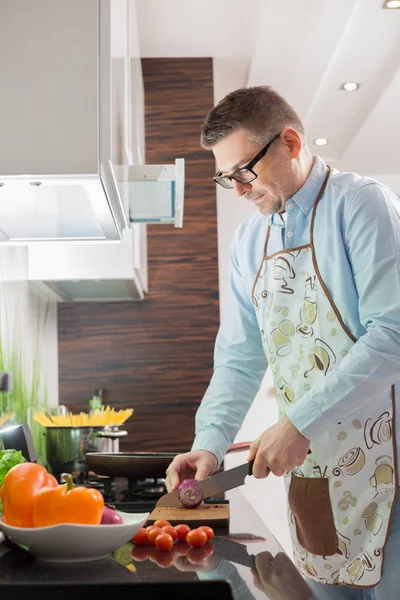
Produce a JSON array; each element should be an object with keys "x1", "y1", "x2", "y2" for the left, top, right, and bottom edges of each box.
[{"x1": 213, "y1": 132, "x2": 281, "y2": 189}]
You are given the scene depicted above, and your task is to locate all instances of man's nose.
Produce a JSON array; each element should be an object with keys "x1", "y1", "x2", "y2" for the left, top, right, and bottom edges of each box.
[{"x1": 232, "y1": 180, "x2": 252, "y2": 197}]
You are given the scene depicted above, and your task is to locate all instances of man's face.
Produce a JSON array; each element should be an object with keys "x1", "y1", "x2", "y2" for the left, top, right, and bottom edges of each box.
[{"x1": 212, "y1": 129, "x2": 297, "y2": 216}]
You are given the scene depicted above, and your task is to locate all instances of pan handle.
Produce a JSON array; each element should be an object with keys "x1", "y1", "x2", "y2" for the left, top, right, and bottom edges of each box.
[
  {"x1": 226, "y1": 442, "x2": 312, "y2": 455},
  {"x1": 226, "y1": 442, "x2": 252, "y2": 453},
  {"x1": 96, "y1": 430, "x2": 128, "y2": 439}
]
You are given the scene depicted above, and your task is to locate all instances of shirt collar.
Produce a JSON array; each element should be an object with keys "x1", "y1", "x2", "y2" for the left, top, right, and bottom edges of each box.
[{"x1": 271, "y1": 155, "x2": 328, "y2": 226}]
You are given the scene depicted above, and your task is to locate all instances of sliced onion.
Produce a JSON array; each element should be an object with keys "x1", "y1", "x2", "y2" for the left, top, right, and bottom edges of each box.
[
  {"x1": 178, "y1": 479, "x2": 204, "y2": 509},
  {"x1": 101, "y1": 505, "x2": 123, "y2": 525}
]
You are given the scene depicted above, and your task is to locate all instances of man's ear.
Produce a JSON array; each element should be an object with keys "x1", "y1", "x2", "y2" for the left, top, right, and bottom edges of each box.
[{"x1": 280, "y1": 128, "x2": 302, "y2": 159}]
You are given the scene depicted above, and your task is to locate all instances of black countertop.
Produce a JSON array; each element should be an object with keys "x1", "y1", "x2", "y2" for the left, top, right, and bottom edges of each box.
[{"x1": 0, "y1": 489, "x2": 351, "y2": 600}]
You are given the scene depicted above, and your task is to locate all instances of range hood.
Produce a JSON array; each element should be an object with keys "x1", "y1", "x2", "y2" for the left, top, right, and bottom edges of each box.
[
  {"x1": 0, "y1": 0, "x2": 184, "y2": 243},
  {"x1": 28, "y1": 227, "x2": 147, "y2": 302}
]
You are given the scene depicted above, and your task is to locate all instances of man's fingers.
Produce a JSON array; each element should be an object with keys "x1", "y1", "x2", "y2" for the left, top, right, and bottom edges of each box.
[
  {"x1": 251, "y1": 569, "x2": 265, "y2": 593},
  {"x1": 252, "y1": 456, "x2": 271, "y2": 479},
  {"x1": 195, "y1": 466, "x2": 210, "y2": 481},
  {"x1": 253, "y1": 449, "x2": 286, "y2": 479},
  {"x1": 166, "y1": 473, "x2": 178, "y2": 492},
  {"x1": 248, "y1": 437, "x2": 261, "y2": 462},
  {"x1": 165, "y1": 451, "x2": 218, "y2": 492},
  {"x1": 165, "y1": 464, "x2": 180, "y2": 492},
  {"x1": 270, "y1": 466, "x2": 285, "y2": 477}
]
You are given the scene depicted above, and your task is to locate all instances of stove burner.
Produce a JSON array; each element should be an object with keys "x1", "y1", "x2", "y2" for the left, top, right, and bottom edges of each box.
[{"x1": 121, "y1": 478, "x2": 166, "y2": 501}]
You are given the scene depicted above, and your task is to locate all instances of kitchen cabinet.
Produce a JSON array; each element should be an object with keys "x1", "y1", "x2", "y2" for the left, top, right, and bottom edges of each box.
[
  {"x1": 0, "y1": 0, "x2": 184, "y2": 243},
  {"x1": 0, "y1": 0, "x2": 129, "y2": 242}
]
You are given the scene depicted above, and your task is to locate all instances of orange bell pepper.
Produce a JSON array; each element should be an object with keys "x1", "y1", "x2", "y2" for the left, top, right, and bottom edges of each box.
[
  {"x1": 1, "y1": 462, "x2": 58, "y2": 528},
  {"x1": 32, "y1": 474, "x2": 104, "y2": 527}
]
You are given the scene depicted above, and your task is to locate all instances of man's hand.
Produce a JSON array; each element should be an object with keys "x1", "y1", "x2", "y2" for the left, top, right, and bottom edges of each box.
[
  {"x1": 165, "y1": 450, "x2": 218, "y2": 492},
  {"x1": 248, "y1": 416, "x2": 310, "y2": 478},
  {"x1": 252, "y1": 551, "x2": 313, "y2": 600}
]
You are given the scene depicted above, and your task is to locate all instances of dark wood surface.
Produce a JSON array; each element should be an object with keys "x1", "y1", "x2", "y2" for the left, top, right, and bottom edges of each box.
[{"x1": 58, "y1": 58, "x2": 219, "y2": 453}]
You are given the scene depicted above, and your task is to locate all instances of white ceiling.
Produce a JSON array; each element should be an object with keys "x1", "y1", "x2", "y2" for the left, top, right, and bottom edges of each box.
[{"x1": 136, "y1": 0, "x2": 400, "y2": 180}]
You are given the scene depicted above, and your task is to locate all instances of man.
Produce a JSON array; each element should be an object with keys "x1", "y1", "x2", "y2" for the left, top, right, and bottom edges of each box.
[{"x1": 166, "y1": 86, "x2": 400, "y2": 598}]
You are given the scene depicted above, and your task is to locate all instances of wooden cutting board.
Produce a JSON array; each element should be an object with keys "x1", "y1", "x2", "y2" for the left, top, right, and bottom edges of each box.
[{"x1": 146, "y1": 504, "x2": 229, "y2": 528}]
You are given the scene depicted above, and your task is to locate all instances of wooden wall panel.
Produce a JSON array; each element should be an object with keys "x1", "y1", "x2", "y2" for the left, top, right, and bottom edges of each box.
[{"x1": 57, "y1": 58, "x2": 219, "y2": 453}]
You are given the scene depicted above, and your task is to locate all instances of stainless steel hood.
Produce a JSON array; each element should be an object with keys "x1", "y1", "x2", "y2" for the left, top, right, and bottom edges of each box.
[
  {"x1": 28, "y1": 227, "x2": 147, "y2": 302},
  {"x1": 0, "y1": 0, "x2": 184, "y2": 244}
]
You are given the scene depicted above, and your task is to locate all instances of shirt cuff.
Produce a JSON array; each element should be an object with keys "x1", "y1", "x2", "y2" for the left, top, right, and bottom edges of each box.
[
  {"x1": 286, "y1": 395, "x2": 333, "y2": 441},
  {"x1": 191, "y1": 429, "x2": 232, "y2": 467}
]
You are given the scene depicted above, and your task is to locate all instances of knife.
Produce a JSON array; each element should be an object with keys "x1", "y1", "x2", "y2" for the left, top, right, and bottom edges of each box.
[
  {"x1": 212, "y1": 537, "x2": 257, "y2": 569},
  {"x1": 156, "y1": 460, "x2": 254, "y2": 507},
  {"x1": 157, "y1": 448, "x2": 313, "y2": 507}
]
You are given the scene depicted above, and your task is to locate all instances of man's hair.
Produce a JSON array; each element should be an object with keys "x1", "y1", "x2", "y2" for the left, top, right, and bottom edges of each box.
[{"x1": 200, "y1": 86, "x2": 305, "y2": 150}]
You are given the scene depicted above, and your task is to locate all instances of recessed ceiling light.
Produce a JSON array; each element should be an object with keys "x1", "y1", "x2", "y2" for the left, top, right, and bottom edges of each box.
[
  {"x1": 314, "y1": 138, "x2": 328, "y2": 146},
  {"x1": 383, "y1": 0, "x2": 400, "y2": 8},
  {"x1": 342, "y1": 82, "x2": 360, "y2": 92}
]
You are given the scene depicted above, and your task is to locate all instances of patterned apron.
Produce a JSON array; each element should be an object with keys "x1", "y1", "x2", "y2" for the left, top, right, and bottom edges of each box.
[{"x1": 251, "y1": 167, "x2": 398, "y2": 587}]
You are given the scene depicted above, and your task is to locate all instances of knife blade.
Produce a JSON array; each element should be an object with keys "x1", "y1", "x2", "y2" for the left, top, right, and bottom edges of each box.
[
  {"x1": 212, "y1": 537, "x2": 256, "y2": 569},
  {"x1": 156, "y1": 460, "x2": 254, "y2": 507}
]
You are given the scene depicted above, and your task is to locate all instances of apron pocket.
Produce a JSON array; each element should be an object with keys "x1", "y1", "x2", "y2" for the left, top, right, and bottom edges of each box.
[{"x1": 288, "y1": 474, "x2": 338, "y2": 556}]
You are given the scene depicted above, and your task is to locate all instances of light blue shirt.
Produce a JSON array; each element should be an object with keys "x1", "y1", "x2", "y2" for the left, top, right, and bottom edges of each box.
[{"x1": 192, "y1": 156, "x2": 400, "y2": 466}]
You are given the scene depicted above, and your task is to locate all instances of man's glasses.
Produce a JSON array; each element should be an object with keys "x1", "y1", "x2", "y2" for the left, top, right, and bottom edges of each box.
[{"x1": 213, "y1": 133, "x2": 281, "y2": 189}]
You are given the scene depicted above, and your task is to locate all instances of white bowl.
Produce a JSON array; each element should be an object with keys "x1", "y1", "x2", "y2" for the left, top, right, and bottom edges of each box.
[{"x1": 0, "y1": 511, "x2": 149, "y2": 563}]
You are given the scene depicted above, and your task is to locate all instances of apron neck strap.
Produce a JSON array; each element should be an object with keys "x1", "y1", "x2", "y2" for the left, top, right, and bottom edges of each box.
[
  {"x1": 262, "y1": 164, "x2": 331, "y2": 257},
  {"x1": 310, "y1": 166, "x2": 331, "y2": 247}
]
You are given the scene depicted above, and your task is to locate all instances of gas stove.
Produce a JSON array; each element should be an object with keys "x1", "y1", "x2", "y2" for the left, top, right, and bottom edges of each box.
[{"x1": 67, "y1": 472, "x2": 227, "y2": 512}]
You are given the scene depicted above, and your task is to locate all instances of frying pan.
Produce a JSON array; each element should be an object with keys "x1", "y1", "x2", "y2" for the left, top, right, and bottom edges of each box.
[
  {"x1": 85, "y1": 452, "x2": 178, "y2": 479},
  {"x1": 86, "y1": 442, "x2": 253, "y2": 480}
]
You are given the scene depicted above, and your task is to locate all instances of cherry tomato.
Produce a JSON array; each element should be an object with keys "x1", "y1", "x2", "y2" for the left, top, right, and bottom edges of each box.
[
  {"x1": 154, "y1": 532, "x2": 174, "y2": 552},
  {"x1": 153, "y1": 519, "x2": 171, "y2": 529},
  {"x1": 131, "y1": 546, "x2": 150, "y2": 561},
  {"x1": 202, "y1": 543, "x2": 215, "y2": 558},
  {"x1": 148, "y1": 548, "x2": 159, "y2": 563},
  {"x1": 148, "y1": 526, "x2": 163, "y2": 545},
  {"x1": 162, "y1": 525, "x2": 177, "y2": 540},
  {"x1": 169, "y1": 543, "x2": 178, "y2": 555},
  {"x1": 187, "y1": 547, "x2": 209, "y2": 564},
  {"x1": 175, "y1": 524, "x2": 191, "y2": 541},
  {"x1": 154, "y1": 550, "x2": 174, "y2": 568},
  {"x1": 186, "y1": 528, "x2": 208, "y2": 548},
  {"x1": 175, "y1": 541, "x2": 191, "y2": 556},
  {"x1": 132, "y1": 527, "x2": 149, "y2": 546},
  {"x1": 198, "y1": 526, "x2": 214, "y2": 541}
]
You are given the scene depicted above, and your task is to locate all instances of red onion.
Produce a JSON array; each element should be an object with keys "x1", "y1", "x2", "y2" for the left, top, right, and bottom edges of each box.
[
  {"x1": 178, "y1": 479, "x2": 204, "y2": 509},
  {"x1": 101, "y1": 505, "x2": 123, "y2": 525}
]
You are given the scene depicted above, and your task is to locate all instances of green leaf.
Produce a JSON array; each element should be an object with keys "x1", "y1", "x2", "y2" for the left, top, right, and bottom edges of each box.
[{"x1": 0, "y1": 449, "x2": 26, "y2": 487}]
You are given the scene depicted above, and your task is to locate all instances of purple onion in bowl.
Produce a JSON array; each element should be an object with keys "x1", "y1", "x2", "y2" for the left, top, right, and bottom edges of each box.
[{"x1": 101, "y1": 505, "x2": 123, "y2": 525}]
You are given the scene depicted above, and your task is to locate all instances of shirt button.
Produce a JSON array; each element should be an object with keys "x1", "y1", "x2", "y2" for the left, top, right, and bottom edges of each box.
[
  {"x1": 287, "y1": 231, "x2": 293, "y2": 238},
  {"x1": 287, "y1": 203, "x2": 294, "y2": 209}
]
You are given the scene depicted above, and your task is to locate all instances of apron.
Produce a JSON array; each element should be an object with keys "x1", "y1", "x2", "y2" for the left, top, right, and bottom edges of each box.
[{"x1": 251, "y1": 167, "x2": 398, "y2": 587}]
